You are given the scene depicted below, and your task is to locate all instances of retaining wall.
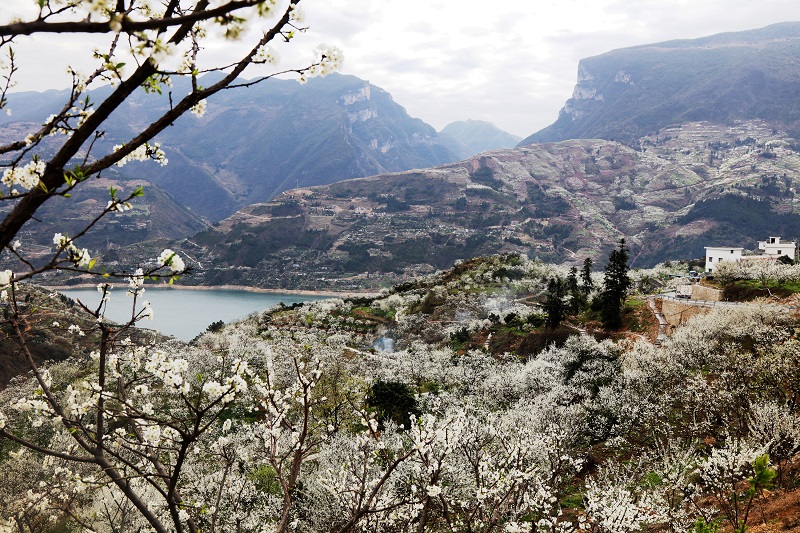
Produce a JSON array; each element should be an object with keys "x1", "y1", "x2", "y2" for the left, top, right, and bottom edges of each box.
[
  {"x1": 692, "y1": 284, "x2": 724, "y2": 301},
  {"x1": 659, "y1": 299, "x2": 712, "y2": 328}
]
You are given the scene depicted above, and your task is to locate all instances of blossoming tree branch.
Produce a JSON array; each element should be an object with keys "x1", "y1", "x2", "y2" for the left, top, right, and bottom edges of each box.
[
  {"x1": 0, "y1": 0, "x2": 342, "y2": 264},
  {"x1": 0, "y1": 1, "x2": 342, "y2": 531}
]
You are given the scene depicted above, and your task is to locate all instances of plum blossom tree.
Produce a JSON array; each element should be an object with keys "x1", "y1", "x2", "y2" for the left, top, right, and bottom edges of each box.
[{"x1": 0, "y1": 1, "x2": 342, "y2": 531}]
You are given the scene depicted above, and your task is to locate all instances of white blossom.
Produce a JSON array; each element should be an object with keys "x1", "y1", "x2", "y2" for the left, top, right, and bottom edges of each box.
[
  {"x1": 190, "y1": 99, "x2": 207, "y2": 118},
  {"x1": 140, "y1": 301, "x2": 154, "y2": 320},
  {"x1": 2, "y1": 159, "x2": 45, "y2": 191},
  {"x1": 157, "y1": 249, "x2": 185, "y2": 272},
  {"x1": 113, "y1": 142, "x2": 168, "y2": 167}
]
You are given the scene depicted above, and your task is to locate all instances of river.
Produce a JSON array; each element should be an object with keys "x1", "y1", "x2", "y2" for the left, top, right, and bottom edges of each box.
[{"x1": 60, "y1": 287, "x2": 329, "y2": 341}]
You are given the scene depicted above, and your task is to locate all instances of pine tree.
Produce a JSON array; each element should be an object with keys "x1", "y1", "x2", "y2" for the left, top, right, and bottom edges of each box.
[
  {"x1": 567, "y1": 266, "x2": 586, "y2": 314},
  {"x1": 599, "y1": 239, "x2": 631, "y2": 329},
  {"x1": 581, "y1": 257, "x2": 594, "y2": 294},
  {"x1": 544, "y1": 277, "x2": 567, "y2": 329}
]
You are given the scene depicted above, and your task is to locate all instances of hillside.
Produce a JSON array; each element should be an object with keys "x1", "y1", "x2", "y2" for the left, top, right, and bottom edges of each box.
[
  {"x1": 520, "y1": 22, "x2": 800, "y2": 145},
  {"x1": 0, "y1": 176, "x2": 207, "y2": 273},
  {"x1": 1, "y1": 74, "x2": 458, "y2": 221},
  {"x1": 4, "y1": 253, "x2": 800, "y2": 531},
  {"x1": 138, "y1": 120, "x2": 800, "y2": 291}
]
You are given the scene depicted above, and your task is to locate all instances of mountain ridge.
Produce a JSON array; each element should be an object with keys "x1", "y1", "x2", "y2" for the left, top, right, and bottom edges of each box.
[
  {"x1": 1, "y1": 74, "x2": 460, "y2": 222},
  {"x1": 104, "y1": 119, "x2": 800, "y2": 291},
  {"x1": 520, "y1": 22, "x2": 800, "y2": 145},
  {"x1": 439, "y1": 120, "x2": 522, "y2": 159}
]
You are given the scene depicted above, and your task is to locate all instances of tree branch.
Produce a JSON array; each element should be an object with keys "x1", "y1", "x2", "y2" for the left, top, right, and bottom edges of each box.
[{"x1": 0, "y1": 0, "x2": 268, "y2": 37}]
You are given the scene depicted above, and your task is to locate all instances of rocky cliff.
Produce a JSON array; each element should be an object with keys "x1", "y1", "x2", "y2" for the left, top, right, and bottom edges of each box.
[{"x1": 520, "y1": 22, "x2": 800, "y2": 145}]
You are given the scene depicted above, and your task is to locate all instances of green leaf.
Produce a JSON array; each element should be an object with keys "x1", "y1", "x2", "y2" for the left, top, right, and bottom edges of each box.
[{"x1": 751, "y1": 453, "x2": 777, "y2": 490}]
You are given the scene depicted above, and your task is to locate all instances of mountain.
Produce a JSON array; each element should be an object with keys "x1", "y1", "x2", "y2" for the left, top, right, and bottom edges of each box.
[
  {"x1": 0, "y1": 176, "x2": 208, "y2": 272},
  {"x1": 1, "y1": 74, "x2": 458, "y2": 221},
  {"x1": 135, "y1": 120, "x2": 800, "y2": 291},
  {"x1": 520, "y1": 22, "x2": 800, "y2": 145},
  {"x1": 439, "y1": 120, "x2": 522, "y2": 159}
]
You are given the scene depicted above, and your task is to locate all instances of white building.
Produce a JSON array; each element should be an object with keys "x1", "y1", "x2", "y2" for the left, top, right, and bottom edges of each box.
[
  {"x1": 704, "y1": 236, "x2": 797, "y2": 273},
  {"x1": 757, "y1": 236, "x2": 796, "y2": 261},
  {"x1": 704, "y1": 246, "x2": 743, "y2": 273}
]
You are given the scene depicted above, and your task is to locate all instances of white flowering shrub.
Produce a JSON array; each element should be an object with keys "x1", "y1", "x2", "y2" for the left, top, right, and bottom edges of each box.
[
  {"x1": 695, "y1": 441, "x2": 776, "y2": 532},
  {"x1": 309, "y1": 420, "x2": 414, "y2": 531},
  {"x1": 747, "y1": 401, "x2": 800, "y2": 486},
  {"x1": 713, "y1": 260, "x2": 800, "y2": 286},
  {"x1": 624, "y1": 305, "x2": 800, "y2": 442},
  {"x1": 581, "y1": 439, "x2": 700, "y2": 533},
  {"x1": 584, "y1": 463, "x2": 668, "y2": 533},
  {"x1": 305, "y1": 396, "x2": 584, "y2": 533},
  {"x1": 0, "y1": 317, "x2": 367, "y2": 532}
]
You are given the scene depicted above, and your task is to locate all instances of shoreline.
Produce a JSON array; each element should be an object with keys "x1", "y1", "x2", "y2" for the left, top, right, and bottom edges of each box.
[{"x1": 41, "y1": 283, "x2": 378, "y2": 298}]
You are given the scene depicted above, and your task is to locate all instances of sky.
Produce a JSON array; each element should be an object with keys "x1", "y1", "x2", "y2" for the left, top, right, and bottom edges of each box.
[{"x1": 5, "y1": 0, "x2": 800, "y2": 138}]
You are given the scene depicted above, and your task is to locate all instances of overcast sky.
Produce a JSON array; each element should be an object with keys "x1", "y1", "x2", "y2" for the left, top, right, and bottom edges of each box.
[{"x1": 5, "y1": 0, "x2": 800, "y2": 138}]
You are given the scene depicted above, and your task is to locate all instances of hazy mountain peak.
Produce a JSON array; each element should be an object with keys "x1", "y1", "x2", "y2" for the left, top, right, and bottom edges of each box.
[
  {"x1": 2, "y1": 73, "x2": 458, "y2": 222},
  {"x1": 439, "y1": 119, "x2": 522, "y2": 159}
]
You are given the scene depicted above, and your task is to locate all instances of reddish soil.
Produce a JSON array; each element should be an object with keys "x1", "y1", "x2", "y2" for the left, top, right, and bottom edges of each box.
[{"x1": 747, "y1": 489, "x2": 800, "y2": 533}]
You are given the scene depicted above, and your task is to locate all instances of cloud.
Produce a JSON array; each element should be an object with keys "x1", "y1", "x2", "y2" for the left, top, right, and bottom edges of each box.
[{"x1": 5, "y1": 0, "x2": 800, "y2": 139}]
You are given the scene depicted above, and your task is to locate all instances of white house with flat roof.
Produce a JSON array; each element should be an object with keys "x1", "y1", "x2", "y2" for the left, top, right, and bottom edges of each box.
[
  {"x1": 757, "y1": 236, "x2": 796, "y2": 261},
  {"x1": 704, "y1": 246, "x2": 743, "y2": 273},
  {"x1": 704, "y1": 236, "x2": 797, "y2": 272}
]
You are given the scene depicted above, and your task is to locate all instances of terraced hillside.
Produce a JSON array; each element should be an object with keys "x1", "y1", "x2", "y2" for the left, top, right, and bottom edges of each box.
[{"x1": 138, "y1": 120, "x2": 800, "y2": 290}]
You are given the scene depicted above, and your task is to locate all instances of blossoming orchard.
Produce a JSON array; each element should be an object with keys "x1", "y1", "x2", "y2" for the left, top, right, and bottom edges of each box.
[{"x1": 0, "y1": 2, "x2": 799, "y2": 533}]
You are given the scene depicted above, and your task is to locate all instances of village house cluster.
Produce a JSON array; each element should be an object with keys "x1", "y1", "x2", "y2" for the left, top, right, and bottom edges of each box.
[{"x1": 704, "y1": 236, "x2": 797, "y2": 272}]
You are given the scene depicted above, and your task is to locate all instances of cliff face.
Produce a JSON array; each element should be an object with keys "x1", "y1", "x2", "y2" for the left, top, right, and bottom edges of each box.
[{"x1": 520, "y1": 22, "x2": 800, "y2": 145}]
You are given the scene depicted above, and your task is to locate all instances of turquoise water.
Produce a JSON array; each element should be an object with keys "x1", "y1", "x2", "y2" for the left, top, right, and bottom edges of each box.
[{"x1": 60, "y1": 287, "x2": 328, "y2": 341}]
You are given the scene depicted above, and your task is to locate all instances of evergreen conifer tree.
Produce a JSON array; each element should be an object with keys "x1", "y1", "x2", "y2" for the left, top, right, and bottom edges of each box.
[
  {"x1": 599, "y1": 239, "x2": 631, "y2": 329},
  {"x1": 567, "y1": 266, "x2": 586, "y2": 314},
  {"x1": 544, "y1": 277, "x2": 567, "y2": 329},
  {"x1": 581, "y1": 257, "x2": 594, "y2": 293}
]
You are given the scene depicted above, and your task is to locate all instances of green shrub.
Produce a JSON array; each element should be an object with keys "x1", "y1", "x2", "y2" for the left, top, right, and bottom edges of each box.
[{"x1": 365, "y1": 380, "x2": 420, "y2": 430}]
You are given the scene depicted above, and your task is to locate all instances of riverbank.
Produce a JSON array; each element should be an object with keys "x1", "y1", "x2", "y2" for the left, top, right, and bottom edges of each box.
[{"x1": 42, "y1": 283, "x2": 379, "y2": 299}]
